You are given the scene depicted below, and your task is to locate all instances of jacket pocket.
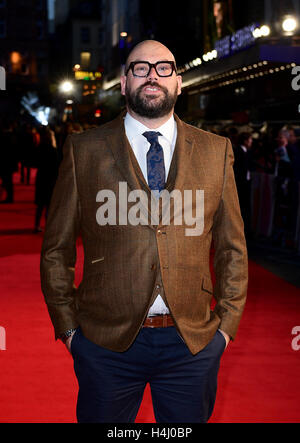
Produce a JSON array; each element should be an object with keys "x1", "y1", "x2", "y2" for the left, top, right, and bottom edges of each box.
[{"x1": 85, "y1": 257, "x2": 105, "y2": 276}]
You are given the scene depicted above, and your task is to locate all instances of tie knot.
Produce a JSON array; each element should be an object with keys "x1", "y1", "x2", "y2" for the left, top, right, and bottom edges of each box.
[{"x1": 143, "y1": 131, "x2": 162, "y2": 145}]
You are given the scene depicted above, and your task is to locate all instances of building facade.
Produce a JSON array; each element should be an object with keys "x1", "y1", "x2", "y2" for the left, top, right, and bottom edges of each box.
[
  {"x1": 48, "y1": 0, "x2": 300, "y2": 125},
  {"x1": 176, "y1": 0, "x2": 300, "y2": 125}
]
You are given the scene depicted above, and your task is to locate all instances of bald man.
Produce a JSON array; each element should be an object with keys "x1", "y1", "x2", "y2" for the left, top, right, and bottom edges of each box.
[{"x1": 41, "y1": 40, "x2": 248, "y2": 423}]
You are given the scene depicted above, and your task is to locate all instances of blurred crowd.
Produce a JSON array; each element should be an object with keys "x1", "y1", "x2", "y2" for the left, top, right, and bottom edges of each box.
[
  {"x1": 0, "y1": 119, "x2": 300, "y2": 249},
  {"x1": 0, "y1": 120, "x2": 97, "y2": 232},
  {"x1": 214, "y1": 123, "x2": 300, "y2": 249}
]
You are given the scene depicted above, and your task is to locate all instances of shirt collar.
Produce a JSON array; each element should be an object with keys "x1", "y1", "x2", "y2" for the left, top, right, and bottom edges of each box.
[{"x1": 124, "y1": 112, "x2": 175, "y2": 145}]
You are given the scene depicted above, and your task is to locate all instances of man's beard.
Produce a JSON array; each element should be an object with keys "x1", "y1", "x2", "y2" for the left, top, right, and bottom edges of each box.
[{"x1": 125, "y1": 81, "x2": 178, "y2": 118}]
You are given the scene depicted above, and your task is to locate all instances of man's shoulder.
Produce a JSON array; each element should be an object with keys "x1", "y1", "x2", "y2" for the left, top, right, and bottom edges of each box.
[{"x1": 180, "y1": 119, "x2": 228, "y2": 146}]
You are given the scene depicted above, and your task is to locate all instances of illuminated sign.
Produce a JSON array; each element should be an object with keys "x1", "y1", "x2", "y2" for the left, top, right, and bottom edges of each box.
[
  {"x1": 75, "y1": 71, "x2": 102, "y2": 81},
  {"x1": 215, "y1": 23, "x2": 258, "y2": 59},
  {"x1": 215, "y1": 36, "x2": 231, "y2": 58}
]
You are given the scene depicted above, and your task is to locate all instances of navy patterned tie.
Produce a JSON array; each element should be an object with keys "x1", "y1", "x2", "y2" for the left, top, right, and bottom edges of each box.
[{"x1": 143, "y1": 131, "x2": 166, "y2": 194}]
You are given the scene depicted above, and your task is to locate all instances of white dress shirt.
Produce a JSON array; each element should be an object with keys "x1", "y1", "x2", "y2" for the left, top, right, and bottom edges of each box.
[{"x1": 124, "y1": 112, "x2": 177, "y2": 315}]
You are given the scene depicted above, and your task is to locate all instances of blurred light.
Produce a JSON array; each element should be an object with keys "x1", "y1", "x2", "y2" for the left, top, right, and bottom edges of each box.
[
  {"x1": 120, "y1": 32, "x2": 128, "y2": 38},
  {"x1": 21, "y1": 92, "x2": 51, "y2": 126},
  {"x1": 60, "y1": 81, "x2": 74, "y2": 93},
  {"x1": 94, "y1": 108, "x2": 102, "y2": 118},
  {"x1": 74, "y1": 64, "x2": 81, "y2": 70},
  {"x1": 282, "y1": 17, "x2": 297, "y2": 33},
  {"x1": 202, "y1": 50, "x2": 217, "y2": 62},
  {"x1": 75, "y1": 71, "x2": 102, "y2": 81},
  {"x1": 80, "y1": 52, "x2": 91, "y2": 69},
  {"x1": 37, "y1": 110, "x2": 50, "y2": 126},
  {"x1": 253, "y1": 25, "x2": 271, "y2": 38},
  {"x1": 191, "y1": 57, "x2": 202, "y2": 67},
  {"x1": 66, "y1": 100, "x2": 73, "y2": 104},
  {"x1": 10, "y1": 51, "x2": 22, "y2": 64},
  {"x1": 260, "y1": 25, "x2": 270, "y2": 36},
  {"x1": 253, "y1": 28, "x2": 261, "y2": 38}
]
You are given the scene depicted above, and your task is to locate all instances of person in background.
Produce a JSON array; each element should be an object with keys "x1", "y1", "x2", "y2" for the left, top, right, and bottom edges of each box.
[
  {"x1": 274, "y1": 131, "x2": 291, "y2": 175},
  {"x1": 233, "y1": 132, "x2": 253, "y2": 241},
  {"x1": 272, "y1": 130, "x2": 293, "y2": 246},
  {"x1": 19, "y1": 124, "x2": 35, "y2": 185},
  {"x1": 286, "y1": 127, "x2": 300, "y2": 175},
  {"x1": 34, "y1": 127, "x2": 58, "y2": 233},
  {"x1": 0, "y1": 122, "x2": 18, "y2": 203},
  {"x1": 226, "y1": 126, "x2": 239, "y2": 149},
  {"x1": 286, "y1": 127, "x2": 300, "y2": 245}
]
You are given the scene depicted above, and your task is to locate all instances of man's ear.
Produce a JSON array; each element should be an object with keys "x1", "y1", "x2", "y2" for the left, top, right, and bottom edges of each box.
[
  {"x1": 120, "y1": 75, "x2": 126, "y2": 96},
  {"x1": 177, "y1": 75, "x2": 182, "y2": 96}
]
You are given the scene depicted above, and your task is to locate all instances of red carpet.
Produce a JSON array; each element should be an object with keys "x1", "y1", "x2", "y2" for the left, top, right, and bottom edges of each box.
[{"x1": 0, "y1": 171, "x2": 300, "y2": 423}]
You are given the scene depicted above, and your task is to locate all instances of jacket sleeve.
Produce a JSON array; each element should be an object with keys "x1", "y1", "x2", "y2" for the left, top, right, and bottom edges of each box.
[
  {"x1": 40, "y1": 135, "x2": 81, "y2": 339},
  {"x1": 212, "y1": 138, "x2": 248, "y2": 340}
]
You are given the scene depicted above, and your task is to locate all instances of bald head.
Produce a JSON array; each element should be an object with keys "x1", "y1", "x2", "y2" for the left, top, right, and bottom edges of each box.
[{"x1": 125, "y1": 40, "x2": 176, "y2": 73}]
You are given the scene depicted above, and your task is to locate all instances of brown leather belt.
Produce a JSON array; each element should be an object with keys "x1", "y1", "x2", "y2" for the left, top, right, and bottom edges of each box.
[{"x1": 143, "y1": 314, "x2": 174, "y2": 328}]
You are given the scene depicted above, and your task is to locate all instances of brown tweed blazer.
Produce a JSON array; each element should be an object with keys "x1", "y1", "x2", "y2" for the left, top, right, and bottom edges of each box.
[{"x1": 40, "y1": 112, "x2": 248, "y2": 355}]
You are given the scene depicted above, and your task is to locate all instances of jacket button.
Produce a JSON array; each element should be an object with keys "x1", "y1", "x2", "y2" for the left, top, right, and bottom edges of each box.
[{"x1": 151, "y1": 264, "x2": 156, "y2": 271}]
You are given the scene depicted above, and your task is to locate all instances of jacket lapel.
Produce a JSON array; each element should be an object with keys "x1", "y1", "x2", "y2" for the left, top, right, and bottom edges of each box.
[
  {"x1": 105, "y1": 113, "x2": 153, "y2": 228},
  {"x1": 105, "y1": 113, "x2": 146, "y2": 194},
  {"x1": 165, "y1": 114, "x2": 194, "y2": 193}
]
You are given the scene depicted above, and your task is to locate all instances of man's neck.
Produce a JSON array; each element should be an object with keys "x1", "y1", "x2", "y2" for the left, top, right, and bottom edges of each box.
[{"x1": 127, "y1": 108, "x2": 174, "y2": 129}]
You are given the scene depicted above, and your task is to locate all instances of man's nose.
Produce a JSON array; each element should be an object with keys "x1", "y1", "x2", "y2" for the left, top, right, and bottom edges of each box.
[{"x1": 147, "y1": 66, "x2": 158, "y2": 80}]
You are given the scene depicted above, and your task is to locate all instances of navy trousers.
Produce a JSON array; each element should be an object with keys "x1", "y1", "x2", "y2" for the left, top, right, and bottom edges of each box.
[{"x1": 71, "y1": 326, "x2": 226, "y2": 423}]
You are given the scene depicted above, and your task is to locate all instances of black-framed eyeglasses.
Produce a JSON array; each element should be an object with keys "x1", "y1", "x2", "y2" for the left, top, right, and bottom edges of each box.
[{"x1": 126, "y1": 61, "x2": 177, "y2": 77}]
